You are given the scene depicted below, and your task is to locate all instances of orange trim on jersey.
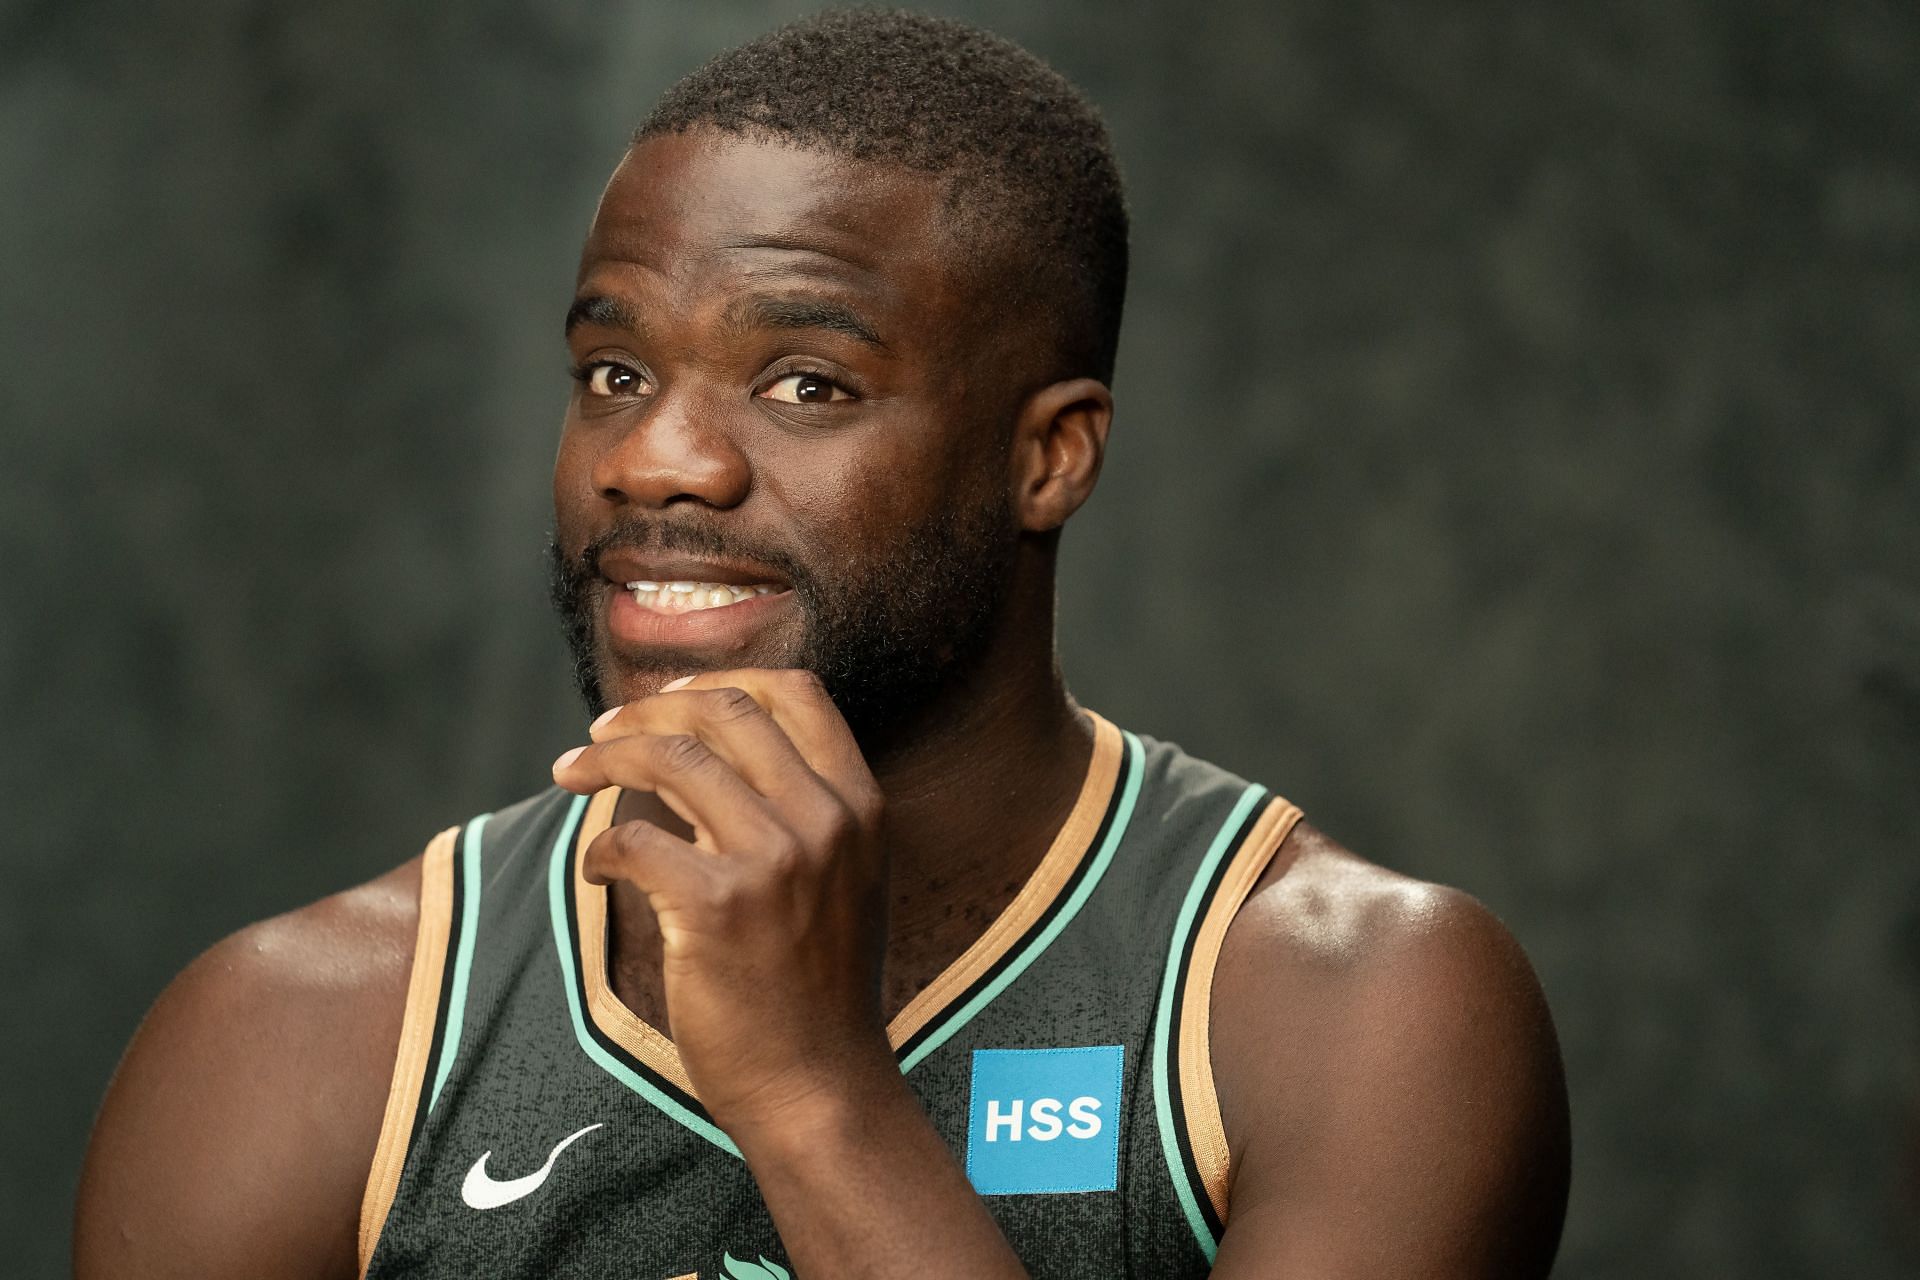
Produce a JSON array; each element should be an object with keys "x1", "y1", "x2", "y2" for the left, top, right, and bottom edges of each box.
[
  {"x1": 570, "y1": 712, "x2": 1124, "y2": 1087},
  {"x1": 887, "y1": 712, "x2": 1123, "y2": 1049},
  {"x1": 573, "y1": 785, "x2": 700, "y2": 1094},
  {"x1": 358, "y1": 826, "x2": 459, "y2": 1278},
  {"x1": 1178, "y1": 798, "x2": 1303, "y2": 1225}
]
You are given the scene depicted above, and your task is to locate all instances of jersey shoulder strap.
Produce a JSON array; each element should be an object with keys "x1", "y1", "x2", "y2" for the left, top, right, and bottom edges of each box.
[
  {"x1": 357, "y1": 821, "x2": 462, "y2": 1276},
  {"x1": 1121, "y1": 733, "x2": 1304, "y2": 1256},
  {"x1": 355, "y1": 788, "x2": 574, "y2": 1276}
]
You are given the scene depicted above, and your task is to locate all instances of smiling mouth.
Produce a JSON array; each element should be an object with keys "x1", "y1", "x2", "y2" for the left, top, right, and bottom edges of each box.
[{"x1": 623, "y1": 579, "x2": 785, "y2": 614}]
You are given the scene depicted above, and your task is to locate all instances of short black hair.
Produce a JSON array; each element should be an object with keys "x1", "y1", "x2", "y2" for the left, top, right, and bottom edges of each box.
[{"x1": 638, "y1": 8, "x2": 1129, "y2": 385}]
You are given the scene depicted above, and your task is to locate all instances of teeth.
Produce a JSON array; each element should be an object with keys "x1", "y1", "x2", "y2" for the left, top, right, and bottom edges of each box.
[{"x1": 624, "y1": 580, "x2": 780, "y2": 614}]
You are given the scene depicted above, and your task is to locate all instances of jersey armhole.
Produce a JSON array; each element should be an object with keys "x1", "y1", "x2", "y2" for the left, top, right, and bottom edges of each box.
[
  {"x1": 356, "y1": 826, "x2": 460, "y2": 1278},
  {"x1": 1178, "y1": 797, "x2": 1304, "y2": 1227}
]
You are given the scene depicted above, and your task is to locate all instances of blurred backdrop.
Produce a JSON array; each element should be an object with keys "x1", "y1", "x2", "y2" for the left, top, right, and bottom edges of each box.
[{"x1": 3, "y1": 0, "x2": 1916, "y2": 1274}]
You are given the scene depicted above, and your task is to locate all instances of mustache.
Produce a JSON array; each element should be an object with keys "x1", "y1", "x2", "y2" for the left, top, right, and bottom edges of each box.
[{"x1": 560, "y1": 515, "x2": 817, "y2": 597}]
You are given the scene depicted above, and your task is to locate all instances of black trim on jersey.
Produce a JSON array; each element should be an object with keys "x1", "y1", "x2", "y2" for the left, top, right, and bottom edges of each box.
[
  {"x1": 561, "y1": 840, "x2": 720, "y2": 1128},
  {"x1": 890, "y1": 739, "x2": 1138, "y2": 1067},
  {"x1": 409, "y1": 823, "x2": 469, "y2": 1151},
  {"x1": 1162, "y1": 798, "x2": 1268, "y2": 1242}
]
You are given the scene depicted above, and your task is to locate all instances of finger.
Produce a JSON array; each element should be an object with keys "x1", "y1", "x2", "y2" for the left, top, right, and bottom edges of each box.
[
  {"x1": 581, "y1": 818, "x2": 710, "y2": 895},
  {"x1": 587, "y1": 684, "x2": 824, "y2": 803},
  {"x1": 657, "y1": 669, "x2": 877, "y2": 809},
  {"x1": 555, "y1": 733, "x2": 782, "y2": 854}
]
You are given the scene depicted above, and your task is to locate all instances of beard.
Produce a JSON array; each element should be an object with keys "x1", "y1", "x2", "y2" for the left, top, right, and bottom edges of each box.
[{"x1": 548, "y1": 492, "x2": 1019, "y2": 748}]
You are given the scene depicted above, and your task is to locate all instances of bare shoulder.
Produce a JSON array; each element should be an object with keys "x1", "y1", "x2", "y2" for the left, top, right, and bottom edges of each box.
[
  {"x1": 1222, "y1": 820, "x2": 1545, "y2": 995},
  {"x1": 1207, "y1": 821, "x2": 1570, "y2": 1278},
  {"x1": 74, "y1": 853, "x2": 426, "y2": 1280}
]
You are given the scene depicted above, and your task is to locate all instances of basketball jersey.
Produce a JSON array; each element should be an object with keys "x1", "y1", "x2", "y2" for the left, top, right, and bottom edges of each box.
[{"x1": 359, "y1": 713, "x2": 1302, "y2": 1279}]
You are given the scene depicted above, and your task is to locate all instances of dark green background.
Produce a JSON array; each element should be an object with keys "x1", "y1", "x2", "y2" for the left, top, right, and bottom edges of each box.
[{"x1": 4, "y1": 1, "x2": 1916, "y2": 1275}]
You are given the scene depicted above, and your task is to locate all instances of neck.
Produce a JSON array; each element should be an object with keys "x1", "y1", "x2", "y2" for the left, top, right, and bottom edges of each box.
[
  {"x1": 862, "y1": 637, "x2": 1091, "y2": 943},
  {"x1": 825, "y1": 585, "x2": 1099, "y2": 1002}
]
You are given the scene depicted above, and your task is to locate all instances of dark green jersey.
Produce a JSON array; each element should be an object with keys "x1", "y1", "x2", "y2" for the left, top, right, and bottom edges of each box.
[{"x1": 360, "y1": 714, "x2": 1302, "y2": 1279}]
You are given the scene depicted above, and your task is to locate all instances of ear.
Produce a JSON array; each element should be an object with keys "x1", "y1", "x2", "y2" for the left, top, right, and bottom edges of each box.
[{"x1": 1007, "y1": 377, "x2": 1113, "y2": 533}]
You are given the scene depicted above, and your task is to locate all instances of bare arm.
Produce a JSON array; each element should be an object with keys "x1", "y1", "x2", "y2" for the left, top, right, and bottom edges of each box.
[
  {"x1": 1207, "y1": 824, "x2": 1571, "y2": 1278},
  {"x1": 73, "y1": 860, "x2": 420, "y2": 1280}
]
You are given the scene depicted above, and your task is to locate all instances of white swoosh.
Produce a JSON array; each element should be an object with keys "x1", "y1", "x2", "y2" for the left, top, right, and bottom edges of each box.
[{"x1": 460, "y1": 1123, "x2": 604, "y2": 1210}]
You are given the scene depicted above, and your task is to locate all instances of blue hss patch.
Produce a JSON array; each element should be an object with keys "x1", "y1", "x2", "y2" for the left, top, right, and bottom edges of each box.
[{"x1": 965, "y1": 1046, "x2": 1124, "y2": 1195}]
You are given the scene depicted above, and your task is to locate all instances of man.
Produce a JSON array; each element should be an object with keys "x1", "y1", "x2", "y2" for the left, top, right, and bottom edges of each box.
[{"x1": 75, "y1": 11, "x2": 1569, "y2": 1278}]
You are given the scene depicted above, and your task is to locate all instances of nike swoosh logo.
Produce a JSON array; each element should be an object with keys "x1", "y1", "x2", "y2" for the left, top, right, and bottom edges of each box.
[{"x1": 460, "y1": 1123, "x2": 604, "y2": 1210}]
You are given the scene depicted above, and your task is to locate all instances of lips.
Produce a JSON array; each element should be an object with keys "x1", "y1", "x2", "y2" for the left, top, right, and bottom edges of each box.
[
  {"x1": 594, "y1": 550, "x2": 796, "y2": 652},
  {"x1": 622, "y1": 580, "x2": 779, "y2": 613},
  {"x1": 595, "y1": 548, "x2": 790, "y2": 593}
]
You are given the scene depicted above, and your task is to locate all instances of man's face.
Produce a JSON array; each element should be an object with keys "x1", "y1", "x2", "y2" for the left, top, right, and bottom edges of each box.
[{"x1": 551, "y1": 129, "x2": 1021, "y2": 736}]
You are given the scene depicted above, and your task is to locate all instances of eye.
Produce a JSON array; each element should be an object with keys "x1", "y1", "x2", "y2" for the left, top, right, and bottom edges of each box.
[
  {"x1": 760, "y1": 372, "x2": 853, "y2": 405},
  {"x1": 576, "y1": 361, "x2": 647, "y2": 398}
]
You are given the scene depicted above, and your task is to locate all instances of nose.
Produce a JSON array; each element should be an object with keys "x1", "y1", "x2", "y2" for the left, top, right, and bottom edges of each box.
[{"x1": 588, "y1": 392, "x2": 751, "y2": 511}]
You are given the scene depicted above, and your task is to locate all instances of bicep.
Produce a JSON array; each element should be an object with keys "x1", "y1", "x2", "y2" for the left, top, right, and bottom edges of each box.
[{"x1": 1207, "y1": 886, "x2": 1570, "y2": 1278}]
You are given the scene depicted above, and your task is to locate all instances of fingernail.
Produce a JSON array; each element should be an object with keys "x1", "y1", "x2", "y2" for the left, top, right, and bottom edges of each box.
[
  {"x1": 589, "y1": 705, "x2": 620, "y2": 733},
  {"x1": 661, "y1": 675, "x2": 695, "y2": 692},
  {"x1": 552, "y1": 746, "x2": 585, "y2": 772}
]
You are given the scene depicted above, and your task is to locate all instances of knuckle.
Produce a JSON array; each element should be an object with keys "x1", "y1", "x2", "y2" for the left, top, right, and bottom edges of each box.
[
  {"x1": 608, "y1": 821, "x2": 654, "y2": 858},
  {"x1": 759, "y1": 830, "x2": 806, "y2": 875},
  {"x1": 845, "y1": 781, "x2": 884, "y2": 826},
  {"x1": 588, "y1": 824, "x2": 655, "y2": 879},
  {"x1": 582, "y1": 832, "x2": 618, "y2": 876},
  {"x1": 777, "y1": 667, "x2": 826, "y2": 696},
  {"x1": 648, "y1": 732, "x2": 710, "y2": 773},
  {"x1": 699, "y1": 686, "x2": 761, "y2": 723},
  {"x1": 700, "y1": 874, "x2": 751, "y2": 922},
  {"x1": 812, "y1": 796, "x2": 860, "y2": 847}
]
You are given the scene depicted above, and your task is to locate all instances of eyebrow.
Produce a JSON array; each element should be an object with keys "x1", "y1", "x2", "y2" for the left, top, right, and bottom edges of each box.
[
  {"x1": 564, "y1": 294, "x2": 642, "y2": 336},
  {"x1": 735, "y1": 296, "x2": 887, "y2": 351},
  {"x1": 564, "y1": 291, "x2": 887, "y2": 352}
]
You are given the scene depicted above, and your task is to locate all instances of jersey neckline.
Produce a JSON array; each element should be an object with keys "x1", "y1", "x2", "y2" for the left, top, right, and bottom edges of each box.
[{"x1": 548, "y1": 710, "x2": 1143, "y2": 1152}]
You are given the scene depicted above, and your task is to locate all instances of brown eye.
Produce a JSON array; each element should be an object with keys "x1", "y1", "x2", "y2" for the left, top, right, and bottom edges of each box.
[
  {"x1": 762, "y1": 373, "x2": 851, "y2": 405},
  {"x1": 584, "y1": 363, "x2": 643, "y2": 397}
]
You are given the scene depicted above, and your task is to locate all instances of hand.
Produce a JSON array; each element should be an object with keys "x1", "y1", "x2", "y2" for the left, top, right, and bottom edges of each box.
[{"x1": 550, "y1": 668, "x2": 894, "y2": 1134}]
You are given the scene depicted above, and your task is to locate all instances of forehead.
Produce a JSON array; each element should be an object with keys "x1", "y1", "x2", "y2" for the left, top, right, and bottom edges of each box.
[{"x1": 579, "y1": 130, "x2": 969, "y2": 324}]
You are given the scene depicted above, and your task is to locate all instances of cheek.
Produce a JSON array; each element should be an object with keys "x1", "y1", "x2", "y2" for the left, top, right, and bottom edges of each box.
[
  {"x1": 551, "y1": 424, "x2": 599, "y2": 543},
  {"x1": 756, "y1": 426, "x2": 959, "y2": 556}
]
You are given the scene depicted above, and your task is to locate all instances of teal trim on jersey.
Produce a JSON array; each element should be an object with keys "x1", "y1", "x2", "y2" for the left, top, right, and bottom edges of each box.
[
  {"x1": 545, "y1": 794, "x2": 743, "y2": 1157},
  {"x1": 897, "y1": 730, "x2": 1148, "y2": 1075},
  {"x1": 428, "y1": 812, "x2": 491, "y2": 1115},
  {"x1": 1151, "y1": 782, "x2": 1269, "y2": 1262}
]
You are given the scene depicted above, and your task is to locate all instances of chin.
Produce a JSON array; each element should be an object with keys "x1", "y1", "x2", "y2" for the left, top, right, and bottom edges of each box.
[{"x1": 588, "y1": 641, "x2": 803, "y2": 709}]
